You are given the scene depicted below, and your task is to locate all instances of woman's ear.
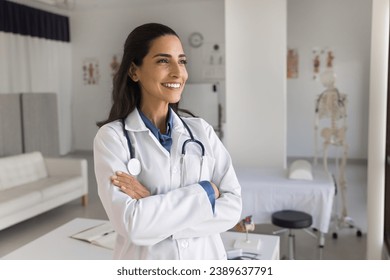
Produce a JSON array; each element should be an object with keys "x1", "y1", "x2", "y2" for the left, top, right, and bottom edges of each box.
[{"x1": 128, "y1": 63, "x2": 139, "y2": 82}]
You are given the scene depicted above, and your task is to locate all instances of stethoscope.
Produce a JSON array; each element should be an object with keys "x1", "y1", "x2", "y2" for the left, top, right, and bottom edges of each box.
[{"x1": 121, "y1": 116, "x2": 205, "y2": 184}]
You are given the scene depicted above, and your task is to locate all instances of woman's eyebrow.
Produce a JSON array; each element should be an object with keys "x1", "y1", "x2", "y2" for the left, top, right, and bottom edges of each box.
[{"x1": 152, "y1": 53, "x2": 186, "y2": 58}]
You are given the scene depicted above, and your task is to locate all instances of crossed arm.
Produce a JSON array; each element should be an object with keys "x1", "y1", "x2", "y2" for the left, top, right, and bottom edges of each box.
[{"x1": 110, "y1": 171, "x2": 220, "y2": 199}]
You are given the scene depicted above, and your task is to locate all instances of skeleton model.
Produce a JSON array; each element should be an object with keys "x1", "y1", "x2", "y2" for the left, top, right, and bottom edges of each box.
[
  {"x1": 314, "y1": 70, "x2": 361, "y2": 237},
  {"x1": 314, "y1": 70, "x2": 348, "y2": 177}
]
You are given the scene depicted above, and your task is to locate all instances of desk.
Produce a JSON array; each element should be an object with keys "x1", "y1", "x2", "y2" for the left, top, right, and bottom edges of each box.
[
  {"x1": 236, "y1": 167, "x2": 335, "y2": 239},
  {"x1": 2, "y1": 218, "x2": 113, "y2": 260},
  {"x1": 2, "y1": 218, "x2": 279, "y2": 260}
]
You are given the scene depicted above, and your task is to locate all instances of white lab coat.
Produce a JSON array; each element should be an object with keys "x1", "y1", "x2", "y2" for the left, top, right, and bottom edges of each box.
[{"x1": 93, "y1": 108, "x2": 242, "y2": 259}]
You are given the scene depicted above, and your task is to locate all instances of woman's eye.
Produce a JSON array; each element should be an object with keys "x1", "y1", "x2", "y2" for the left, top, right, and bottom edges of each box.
[
  {"x1": 157, "y1": 58, "x2": 169, "y2": 64},
  {"x1": 180, "y1": 59, "x2": 187, "y2": 65}
]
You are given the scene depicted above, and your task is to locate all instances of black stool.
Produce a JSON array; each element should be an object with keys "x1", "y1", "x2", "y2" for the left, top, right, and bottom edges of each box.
[{"x1": 272, "y1": 210, "x2": 313, "y2": 260}]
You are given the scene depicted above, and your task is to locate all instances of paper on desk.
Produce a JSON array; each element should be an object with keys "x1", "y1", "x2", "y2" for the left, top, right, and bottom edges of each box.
[{"x1": 70, "y1": 222, "x2": 116, "y2": 250}]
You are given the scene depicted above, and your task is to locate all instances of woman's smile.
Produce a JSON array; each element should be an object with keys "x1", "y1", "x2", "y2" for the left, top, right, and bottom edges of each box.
[{"x1": 162, "y1": 82, "x2": 181, "y2": 89}]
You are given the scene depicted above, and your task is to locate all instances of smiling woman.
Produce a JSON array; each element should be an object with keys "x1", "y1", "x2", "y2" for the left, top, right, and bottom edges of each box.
[
  {"x1": 128, "y1": 35, "x2": 188, "y2": 130},
  {"x1": 93, "y1": 23, "x2": 242, "y2": 260}
]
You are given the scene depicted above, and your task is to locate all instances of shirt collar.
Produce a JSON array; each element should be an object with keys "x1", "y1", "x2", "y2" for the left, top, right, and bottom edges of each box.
[
  {"x1": 138, "y1": 107, "x2": 174, "y2": 152},
  {"x1": 138, "y1": 108, "x2": 173, "y2": 136}
]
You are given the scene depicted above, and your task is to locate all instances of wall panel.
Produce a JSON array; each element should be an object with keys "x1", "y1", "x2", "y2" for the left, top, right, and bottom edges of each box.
[
  {"x1": 0, "y1": 94, "x2": 23, "y2": 157},
  {"x1": 21, "y1": 93, "x2": 60, "y2": 157}
]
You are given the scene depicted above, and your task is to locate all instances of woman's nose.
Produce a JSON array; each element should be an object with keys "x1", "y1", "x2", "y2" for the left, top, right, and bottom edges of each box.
[{"x1": 169, "y1": 62, "x2": 183, "y2": 78}]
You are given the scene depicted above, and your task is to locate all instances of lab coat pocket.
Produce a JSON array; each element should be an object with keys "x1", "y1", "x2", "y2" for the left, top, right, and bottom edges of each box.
[{"x1": 181, "y1": 155, "x2": 215, "y2": 186}]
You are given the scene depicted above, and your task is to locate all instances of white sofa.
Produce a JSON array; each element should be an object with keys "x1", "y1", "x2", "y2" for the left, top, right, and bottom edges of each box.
[{"x1": 0, "y1": 151, "x2": 88, "y2": 231}]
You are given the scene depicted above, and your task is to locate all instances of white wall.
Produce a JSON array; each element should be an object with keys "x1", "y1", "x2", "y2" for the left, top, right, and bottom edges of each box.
[
  {"x1": 15, "y1": 0, "x2": 371, "y2": 162},
  {"x1": 287, "y1": 0, "x2": 372, "y2": 160},
  {"x1": 225, "y1": 0, "x2": 287, "y2": 168},
  {"x1": 70, "y1": 0, "x2": 225, "y2": 151},
  {"x1": 366, "y1": 0, "x2": 389, "y2": 260}
]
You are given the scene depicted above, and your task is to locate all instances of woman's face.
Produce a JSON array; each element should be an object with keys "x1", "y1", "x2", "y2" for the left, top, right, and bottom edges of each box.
[{"x1": 131, "y1": 35, "x2": 188, "y2": 108}]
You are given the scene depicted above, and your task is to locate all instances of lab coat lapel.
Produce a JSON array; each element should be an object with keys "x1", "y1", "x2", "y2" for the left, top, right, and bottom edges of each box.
[
  {"x1": 171, "y1": 111, "x2": 188, "y2": 154},
  {"x1": 124, "y1": 109, "x2": 170, "y2": 158}
]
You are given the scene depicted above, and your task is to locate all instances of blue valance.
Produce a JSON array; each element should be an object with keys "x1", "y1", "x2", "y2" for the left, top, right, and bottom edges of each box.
[{"x1": 0, "y1": 0, "x2": 70, "y2": 42}]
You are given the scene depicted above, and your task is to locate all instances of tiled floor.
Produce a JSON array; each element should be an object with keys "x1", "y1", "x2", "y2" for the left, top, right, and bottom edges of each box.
[{"x1": 0, "y1": 151, "x2": 368, "y2": 259}]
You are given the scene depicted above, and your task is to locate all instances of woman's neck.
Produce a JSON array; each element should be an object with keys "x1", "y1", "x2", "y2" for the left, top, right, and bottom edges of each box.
[{"x1": 139, "y1": 102, "x2": 169, "y2": 133}]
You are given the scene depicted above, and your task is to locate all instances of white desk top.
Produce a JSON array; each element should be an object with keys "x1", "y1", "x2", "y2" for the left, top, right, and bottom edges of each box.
[
  {"x1": 2, "y1": 218, "x2": 279, "y2": 260},
  {"x1": 2, "y1": 218, "x2": 113, "y2": 260}
]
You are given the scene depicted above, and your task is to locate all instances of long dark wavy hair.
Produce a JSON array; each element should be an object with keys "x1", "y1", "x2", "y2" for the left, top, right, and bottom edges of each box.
[{"x1": 97, "y1": 23, "x2": 191, "y2": 127}]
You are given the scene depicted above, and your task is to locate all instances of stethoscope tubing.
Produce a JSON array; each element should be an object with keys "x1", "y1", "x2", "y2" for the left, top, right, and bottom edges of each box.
[
  {"x1": 121, "y1": 114, "x2": 205, "y2": 177},
  {"x1": 122, "y1": 118, "x2": 133, "y2": 156}
]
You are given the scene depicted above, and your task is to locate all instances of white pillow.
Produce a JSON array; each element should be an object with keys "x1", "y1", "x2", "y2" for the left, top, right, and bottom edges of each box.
[{"x1": 288, "y1": 159, "x2": 313, "y2": 180}]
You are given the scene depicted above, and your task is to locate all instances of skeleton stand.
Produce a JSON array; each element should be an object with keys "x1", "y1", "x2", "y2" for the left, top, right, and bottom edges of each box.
[{"x1": 314, "y1": 70, "x2": 362, "y2": 239}]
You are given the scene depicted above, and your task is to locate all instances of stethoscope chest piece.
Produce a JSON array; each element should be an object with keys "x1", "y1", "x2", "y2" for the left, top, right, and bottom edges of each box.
[{"x1": 127, "y1": 158, "x2": 141, "y2": 176}]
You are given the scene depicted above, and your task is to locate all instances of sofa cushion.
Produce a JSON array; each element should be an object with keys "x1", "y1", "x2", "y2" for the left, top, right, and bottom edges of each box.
[
  {"x1": 0, "y1": 152, "x2": 48, "y2": 190},
  {"x1": 39, "y1": 176, "x2": 83, "y2": 200},
  {"x1": 0, "y1": 175, "x2": 82, "y2": 218},
  {"x1": 0, "y1": 185, "x2": 42, "y2": 218}
]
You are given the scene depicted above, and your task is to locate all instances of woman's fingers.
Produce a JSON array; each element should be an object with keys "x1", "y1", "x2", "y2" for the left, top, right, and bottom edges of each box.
[
  {"x1": 111, "y1": 171, "x2": 151, "y2": 199},
  {"x1": 115, "y1": 172, "x2": 150, "y2": 196},
  {"x1": 120, "y1": 186, "x2": 142, "y2": 200},
  {"x1": 127, "y1": 185, "x2": 150, "y2": 199},
  {"x1": 113, "y1": 171, "x2": 133, "y2": 184}
]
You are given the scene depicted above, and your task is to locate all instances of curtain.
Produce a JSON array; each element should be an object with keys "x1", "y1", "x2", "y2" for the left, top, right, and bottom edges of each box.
[{"x1": 0, "y1": 0, "x2": 72, "y2": 155}]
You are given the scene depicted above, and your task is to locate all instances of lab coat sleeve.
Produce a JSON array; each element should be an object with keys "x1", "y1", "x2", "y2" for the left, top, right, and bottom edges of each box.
[
  {"x1": 172, "y1": 121, "x2": 242, "y2": 240},
  {"x1": 94, "y1": 124, "x2": 217, "y2": 246}
]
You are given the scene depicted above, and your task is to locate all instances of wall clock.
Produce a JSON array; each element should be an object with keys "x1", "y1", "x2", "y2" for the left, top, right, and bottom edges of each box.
[{"x1": 189, "y1": 32, "x2": 204, "y2": 48}]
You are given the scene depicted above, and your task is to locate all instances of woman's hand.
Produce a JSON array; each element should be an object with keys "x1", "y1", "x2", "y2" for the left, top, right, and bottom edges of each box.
[
  {"x1": 111, "y1": 171, "x2": 151, "y2": 199},
  {"x1": 210, "y1": 182, "x2": 220, "y2": 199}
]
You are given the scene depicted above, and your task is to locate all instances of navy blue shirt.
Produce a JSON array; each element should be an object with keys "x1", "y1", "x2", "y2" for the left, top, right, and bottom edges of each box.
[{"x1": 139, "y1": 109, "x2": 173, "y2": 153}]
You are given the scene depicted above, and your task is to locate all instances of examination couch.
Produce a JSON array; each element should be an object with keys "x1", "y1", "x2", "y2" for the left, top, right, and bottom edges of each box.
[{"x1": 0, "y1": 151, "x2": 88, "y2": 231}]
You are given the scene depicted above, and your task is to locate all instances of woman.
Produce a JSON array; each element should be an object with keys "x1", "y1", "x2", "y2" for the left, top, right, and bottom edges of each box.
[{"x1": 94, "y1": 23, "x2": 241, "y2": 259}]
